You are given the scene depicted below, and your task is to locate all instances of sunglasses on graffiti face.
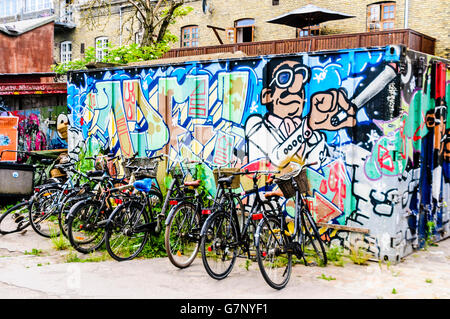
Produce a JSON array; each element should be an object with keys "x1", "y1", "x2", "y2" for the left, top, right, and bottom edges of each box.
[{"x1": 269, "y1": 66, "x2": 309, "y2": 89}]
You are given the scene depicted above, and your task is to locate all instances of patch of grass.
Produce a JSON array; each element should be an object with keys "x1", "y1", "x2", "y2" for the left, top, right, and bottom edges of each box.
[
  {"x1": 65, "y1": 250, "x2": 110, "y2": 263},
  {"x1": 141, "y1": 232, "x2": 167, "y2": 258},
  {"x1": 326, "y1": 245, "x2": 346, "y2": 267},
  {"x1": 24, "y1": 248, "x2": 42, "y2": 256},
  {"x1": 348, "y1": 245, "x2": 371, "y2": 266},
  {"x1": 244, "y1": 259, "x2": 252, "y2": 271},
  {"x1": 317, "y1": 273, "x2": 336, "y2": 281},
  {"x1": 51, "y1": 233, "x2": 70, "y2": 251},
  {"x1": 425, "y1": 278, "x2": 433, "y2": 284}
]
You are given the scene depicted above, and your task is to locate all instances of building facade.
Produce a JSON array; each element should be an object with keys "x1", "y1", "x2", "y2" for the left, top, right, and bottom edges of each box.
[
  {"x1": 2, "y1": 1, "x2": 446, "y2": 66},
  {"x1": 49, "y1": 0, "x2": 448, "y2": 65}
]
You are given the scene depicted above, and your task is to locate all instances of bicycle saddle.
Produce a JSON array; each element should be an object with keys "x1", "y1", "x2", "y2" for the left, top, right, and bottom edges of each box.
[
  {"x1": 218, "y1": 175, "x2": 234, "y2": 185},
  {"x1": 264, "y1": 189, "x2": 284, "y2": 198},
  {"x1": 133, "y1": 178, "x2": 154, "y2": 193},
  {"x1": 184, "y1": 180, "x2": 200, "y2": 188}
]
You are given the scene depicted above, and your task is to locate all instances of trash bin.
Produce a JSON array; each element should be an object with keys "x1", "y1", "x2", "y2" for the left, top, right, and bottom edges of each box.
[{"x1": 0, "y1": 162, "x2": 34, "y2": 197}]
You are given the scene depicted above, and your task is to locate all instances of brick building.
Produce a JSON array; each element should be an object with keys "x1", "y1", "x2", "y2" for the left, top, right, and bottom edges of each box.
[
  {"x1": 53, "y1": 0, "x2": 449, "y2": 64},
  {"x1": 0, "y1": 1, "x2": 448, "y2": 68}
]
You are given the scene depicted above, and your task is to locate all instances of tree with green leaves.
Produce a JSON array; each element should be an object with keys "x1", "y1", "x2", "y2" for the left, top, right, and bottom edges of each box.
[{"x1": 53, "y1": 0, "x2": 192, "y2": 74}]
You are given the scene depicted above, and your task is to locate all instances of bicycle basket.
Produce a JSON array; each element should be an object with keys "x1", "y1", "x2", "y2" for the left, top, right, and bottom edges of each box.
[
  {"x1": 274, "y1": 169, "x2": 310, "y2": 198},
  {"x1": 122, "y1": 157, "x2": 158, "y2": 179},
  {"x1": 213, "y1": 167, "x2": 241, "y2": 189}
]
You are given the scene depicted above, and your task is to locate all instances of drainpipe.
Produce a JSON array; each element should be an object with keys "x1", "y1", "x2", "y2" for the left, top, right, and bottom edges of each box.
[
  {"x1": 404, "y1": 0, "x2": 409, "y2": 29},
  {"x1": 119, "y1": 6, "x2": 123, "y2": 46}
]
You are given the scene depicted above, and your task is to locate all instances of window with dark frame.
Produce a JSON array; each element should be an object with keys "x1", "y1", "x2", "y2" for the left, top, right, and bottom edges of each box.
[
  {"x1": 181, "y1": 25, "x2": 199, "y2": 48},
  {"x1": 272, "y1": 0, "x2": 279, "y2": 5},
  {"x1": 296, "y1": 24, "x2": 320, "y2": 37},
  {"x1": 367, "y1": 1, "x2": 396, "y2": 31}
]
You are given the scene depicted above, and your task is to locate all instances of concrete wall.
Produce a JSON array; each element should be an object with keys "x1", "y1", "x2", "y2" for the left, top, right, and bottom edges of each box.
[{"x1": 66, "y1": 45, "x2": 449, "y2": 261}]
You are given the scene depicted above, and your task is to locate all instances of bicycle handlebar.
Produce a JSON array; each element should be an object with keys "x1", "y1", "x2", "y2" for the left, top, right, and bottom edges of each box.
[{"x1": 234, "y1": 169, "x2": 280, "y2": 176}]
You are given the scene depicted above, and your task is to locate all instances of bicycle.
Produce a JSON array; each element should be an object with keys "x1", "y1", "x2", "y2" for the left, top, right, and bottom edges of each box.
[
  {"x1": 255, "y1": 161, "x2": 327, "y2": 290},
  {"x1": 28, "y1": 153, "x2": 122, "y2": 239},
  {"x1": 103, "y1": 155, "x2": 170, "y2": 261},
  {"x1": 0, "y1": 157, "x2": 98, "y2": 237},
  {"x1": 66, "y1": 154, "x2": 149, "y2": 254},
  {"x1": 164, "y1": 158, "x2": 216, "y2": 268},
  {"x1": 199, "y1": 167, "x2": 280, "y2": 280}
]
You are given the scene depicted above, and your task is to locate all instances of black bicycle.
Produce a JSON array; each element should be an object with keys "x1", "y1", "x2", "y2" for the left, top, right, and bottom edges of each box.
[
  {"x1": 163, "y1": 158, "x2": 216, "y2": 268},
  {"x1": 103, "y1": 155, "x2": 169, "y2": 261},
  {"x1": 65, "y1": 154, "x2": 145, "y2": 253},
  {"x1": 199, "y1": 168, "x2": 279, "y2": 280},
  {"x1": 255, "y1": 162, "x2": 327, "y2": 290}
]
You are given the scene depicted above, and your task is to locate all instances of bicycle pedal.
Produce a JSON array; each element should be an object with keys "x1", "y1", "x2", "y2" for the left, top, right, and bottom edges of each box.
[{"x1": 14, "y1": 215, "x2": 25, "y2": 223}]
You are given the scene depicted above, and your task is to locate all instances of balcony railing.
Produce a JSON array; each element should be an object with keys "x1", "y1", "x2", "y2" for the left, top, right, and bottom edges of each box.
[{"x1": 162, "y1": 29, "x2": 436, "y2": 59}]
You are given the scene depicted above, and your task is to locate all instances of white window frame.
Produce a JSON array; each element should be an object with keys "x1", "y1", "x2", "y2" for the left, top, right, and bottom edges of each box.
[
  {"x1": 95, "y1": 36, "x2": 109, "y2": 61},
  {"x1": 24, "y1": 0, "x2": 52, "y2": 13},
  {"x1": 60, "y1": 41, "x2": 72, "y2": 63},
  {"x1": 0, "y1": 0, "x2": 19, "y2": 18}
]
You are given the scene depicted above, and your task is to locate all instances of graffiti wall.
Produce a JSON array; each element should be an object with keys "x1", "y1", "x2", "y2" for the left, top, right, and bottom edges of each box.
[
  {"x1": 3, "y1": 106, "x2": 69, "y2": 162},
  {"x1": 67, "y1": 45, "x2": 449, "y2": 260}
]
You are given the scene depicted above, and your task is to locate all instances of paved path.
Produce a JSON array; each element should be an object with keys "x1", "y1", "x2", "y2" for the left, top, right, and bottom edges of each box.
[{"x1": 0, "y1": 229, "x2": 449, "y2": 299}]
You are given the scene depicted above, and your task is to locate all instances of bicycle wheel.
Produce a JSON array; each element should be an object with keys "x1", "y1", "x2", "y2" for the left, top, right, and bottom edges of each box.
[
  {"x1": 200, "y1": 210, "x2": 239, "y2": 280},
  {"x1": 0, "y1": 201, "x2": 31, "y2": 235},
  {"x1": 29, "y1": 186, "x2": 63, "y2": 238},
  {"x1": 256, "y1": 214, "x2": 292, "y2": 290},
  {"x1": 165, "y1": 202, "x2": 201, "y2": 268},
  {"x1": 105, "y1": 201, "x2": 150, "y2": 261},
  {"x1": 58, "y1": 191, "x2": 94, "y2": 239},
  {"x1": 67, "y1": 200, "x2": 107, "y2": 254},
  {"x1": 301, "y1": 208, "x2": 327, "y2": 267}
]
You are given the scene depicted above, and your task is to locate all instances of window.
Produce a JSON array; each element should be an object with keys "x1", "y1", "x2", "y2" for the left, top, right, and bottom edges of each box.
[
  {"x1": 60, "y1": 41, "x2": 72, "y2": 63},
  {"x1": 0, "y1": 0, "x2": 18, "y2": 18},
  {"x1": 181, "y1": 25, "x2": 199, "y2": 47},
  {"x1": 297, "y1": 24, "x2": 320, "y2": 37},
  {"x1": 367, "y1": 2, "x2": 396, "y2": 31},
  {"x1": 234, "y1": 18, "x2": 254, "y2": 43},
  {"x1": 272, "y1": 0, "x2": 279, "y2": 5},
  {"x1": 95, "y1": 36, "x2": 108, "y2": 61},
  {"x1": 59, "y1": 0, "x2": 73, "y2": 23},
  {"x1": 24, "y1": 0, "x2": 52, "y2": 13}
]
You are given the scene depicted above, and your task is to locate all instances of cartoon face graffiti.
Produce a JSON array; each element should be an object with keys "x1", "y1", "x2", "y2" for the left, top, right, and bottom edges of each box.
[
  {"x1": 245, "y1": 59, "x2": 356, "y2": 168},
  {"x1": 261, "y1": 60, "x2": 309, "y2": 120}
]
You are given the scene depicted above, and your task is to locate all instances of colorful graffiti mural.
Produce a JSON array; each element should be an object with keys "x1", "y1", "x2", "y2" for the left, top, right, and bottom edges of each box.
[
  {"x1": 2, "y1": 106, "x2": 69, "y2": 162},
  {"x1": 67, "y1": 45, "x2": 449, "y2": 261}
]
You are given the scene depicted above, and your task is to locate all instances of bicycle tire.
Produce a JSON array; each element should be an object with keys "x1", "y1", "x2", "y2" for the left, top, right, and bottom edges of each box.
[
  {"x1": 255, "y1": 214, "x2": 292, "y2": 290},
  {"x1": 105, "y1": 200, "x2": 150, "y2": 261},
  {"x1": 200, "y1": 210, "x2": 239, "y2": 280},
  {"x1": 301, "y1": 208, "x2": 327, "y2": 267},
  {"x1": 58, "y1": 191, "x2": 94, "y2": 238},
  {"x1": 164, "y1": 201, "x2": 201, "y2": 268},
  {"x1": 0, "y1": 201, "x2": 31, "y2": 235},
  {"x1": 66, "y1": 199, "x2": 107, "y2": 254},
  {"x1": 29, "y1": 186, "x2": 63, "y2": 238}
]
